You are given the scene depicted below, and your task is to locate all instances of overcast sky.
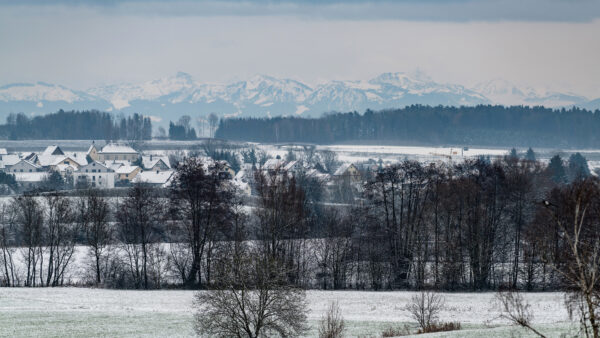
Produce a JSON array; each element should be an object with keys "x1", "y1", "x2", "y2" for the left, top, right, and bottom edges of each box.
[{"x1": 1, "y1": 0, "x2": 599, "y2": 97}]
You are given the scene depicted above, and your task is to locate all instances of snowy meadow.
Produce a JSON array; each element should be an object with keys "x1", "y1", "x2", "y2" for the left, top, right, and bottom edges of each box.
[{"x1": 0, "y1": 288, "x2": 577, "y2": 337}]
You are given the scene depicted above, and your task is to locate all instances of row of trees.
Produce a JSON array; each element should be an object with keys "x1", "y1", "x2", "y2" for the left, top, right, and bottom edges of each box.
[
  {"x1": 216, "y1": 105, "x2": 600, "y2": 147},
  {"x1": 0, "y1": 153, "x2": 597, "y2": 292},
  {"x1": 0, "y1": 110, "x2": 152, "y2": 140},
  {"x1": 166, "y1": 113, "x2": 219, "y2": 140}
]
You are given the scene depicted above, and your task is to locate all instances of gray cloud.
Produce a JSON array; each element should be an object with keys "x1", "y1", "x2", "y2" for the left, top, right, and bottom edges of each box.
[{"x1": 2, "y1": 0, "x2": 600, "y2": 22}]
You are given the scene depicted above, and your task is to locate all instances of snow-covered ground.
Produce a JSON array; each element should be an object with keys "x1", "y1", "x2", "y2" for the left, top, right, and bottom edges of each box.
[{"x1": 0, "y1": 288, "x2": 578, "y2": 337}]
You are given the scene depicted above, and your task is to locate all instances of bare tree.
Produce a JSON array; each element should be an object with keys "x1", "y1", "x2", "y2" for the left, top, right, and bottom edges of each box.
[
  {"x1": 170, "y1": 157, "x2": 234, "y2": 287},
  {"x1": 319, "y1": 150, "x2": 339, "y2": 174},
  {"x1": 318, "y1": 301, "x2": 346, "y2": 338},
  {"x1": 0, "y1": 203, "x2": 18, "y2": 286},
  {"x1": 116, "y1": 184, "x2": 162, "y2": 289},
  {"x1": 194, "y1": 249, "x2": 308, "y2": 338},
  {"x1": 208, "y1": 113, "x2": 219, "y2": 138},
  {"x1": 78, "y1": 189, "x2": 112, "y2": 286},
  {"x1": 12, "y1": 195, "x2": 44, "y2": 287},
  {"x1": 533, "y1": 178, "x2": 600, "y2": 337},
  {"x1": 43, "y1": 193, "x2": 76, "y2": 286},
  {"x1": 406, "y1": 291, "x2": 445, "y2": 331},
  {"x1": 496, "y1": 290, "x2": 547, "y2": 338}
]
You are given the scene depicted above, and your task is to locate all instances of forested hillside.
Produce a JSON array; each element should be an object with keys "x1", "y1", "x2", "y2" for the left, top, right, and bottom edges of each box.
[
  {"x1": 0, "y1": 110, "x2": 152, "y2": 140},
  {"x1": 216, "y1": 105, "x2": 600, "y2": 148}
]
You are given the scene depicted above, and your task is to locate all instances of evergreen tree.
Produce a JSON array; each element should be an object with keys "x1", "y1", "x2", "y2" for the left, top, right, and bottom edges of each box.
[
  {"x1": 286, "y1": 148, "x2": 296, "y2": 162},
  {"x1": 525, "y1": 147, "x2": 536, "y2": 161},
  {"x1": 568, "y1": 152, "x2": 590, "y2": 180},
  {"x1": 509, "y1": 148, "x2": 518, "y2": 159},
  {"x1": 547, "y1": 155, "x2": 567, "y2": 183}
]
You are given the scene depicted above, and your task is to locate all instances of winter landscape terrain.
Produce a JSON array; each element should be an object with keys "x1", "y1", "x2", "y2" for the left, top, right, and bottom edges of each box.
[{"x1": 0, "y1": 288, "x2": 576, "y2": 338}]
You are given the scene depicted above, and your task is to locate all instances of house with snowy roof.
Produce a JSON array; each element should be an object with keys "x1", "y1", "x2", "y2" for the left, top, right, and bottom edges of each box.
[
  {"x1": 142, "y1": 155, "x2": 171, "y2": 172},
  {"x1": 333, "y1": 163, "x2": 361, "y2": 182},
  {"x1": 90, "y1": 143, "x2": 139, "y2": 162},
  {"x1": 73, "y1": 161, "x2": 115, "y2": 188},
  {"x1": 32, "y1": 145, "x2": 87, "y2": 172},
  {"x1": 133, "y1": 170, "x2": 174, "y2": 187},
  {"x1": 116, "y1": 165, "x2": 142, "y2": 182},
  {"x1": 0, "y1": 154, "x2": 21, "y2": 171},
  {"x1": 6, "y1": 159, "x2": 42, "y2": 174}
]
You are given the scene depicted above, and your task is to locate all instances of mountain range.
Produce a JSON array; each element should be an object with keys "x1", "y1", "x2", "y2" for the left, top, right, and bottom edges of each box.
[{"x1": 0, "y1": 72, "x2": 598, "y2": 127}]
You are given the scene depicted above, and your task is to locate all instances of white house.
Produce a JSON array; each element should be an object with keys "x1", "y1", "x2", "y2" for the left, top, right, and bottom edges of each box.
[
  {"x1": 133, "y1": 170, "x2": 174, "y2": 187},
  {"x1": 6, "y1": 159, "x2": 42, "y2": 173},
  {"x1": 73, "y1": 161, "x2": 115, "y2": 188}
]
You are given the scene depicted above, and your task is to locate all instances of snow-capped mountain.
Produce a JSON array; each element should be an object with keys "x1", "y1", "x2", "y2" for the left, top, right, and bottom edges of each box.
[
  {"x1": 0, "y1": 72, "x2": 598, "y2": 127},
  {"x1": 473, "y1": 79, "x2": 589, "y2": 107}
]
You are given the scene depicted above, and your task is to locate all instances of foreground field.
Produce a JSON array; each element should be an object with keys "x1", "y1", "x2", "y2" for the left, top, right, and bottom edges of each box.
[{"x1": 0, "y1": 288, "x2": 578, "y2": 337}]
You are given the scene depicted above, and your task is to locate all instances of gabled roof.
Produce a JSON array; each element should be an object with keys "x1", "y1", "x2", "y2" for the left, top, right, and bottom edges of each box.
[
  {"x1": 116, "y1": 165, "x2": 140, "y2": 174},
  {"x1": 15, "y1": 159, "x2": 42, "y2": 169},
  {"x1": 334, "y1": 163, "x2": 357, "y2": 176},
  {"x1": 100, "y1": 143, "x2": 138, "y2": 154},
  {"x1": 262, "y1": 159, "x2": 285, "y2": 170},
  {"x1": 142, "y1": 155, "x2": 171, "y2": 170},
  {"x1": 0, "y1": 148, "x2": 7, "y2": 155},
  {"x1": 0, "y1": 154, "x2": 20, "y2": 168},
  {"x1": 42, "y1": 145, "x2": 64, "y2": 156},
  {"x1": 283, "y1": 160, "x2": 298, "y2": 171},
  {"x1": 133, "y1": 170, "x2": 174, "y2": 185},
  {"x1": 77, "y1": 161, "x2": 114, "y2": 172},
  {"x1": 87, "y1": 144, "x2": 97, "y2": 154}
]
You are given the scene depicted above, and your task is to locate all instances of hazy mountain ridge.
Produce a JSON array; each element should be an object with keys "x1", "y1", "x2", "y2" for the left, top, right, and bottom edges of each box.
[{"x1": 0, "y1": 72, "x2": 598, "y2": 126}]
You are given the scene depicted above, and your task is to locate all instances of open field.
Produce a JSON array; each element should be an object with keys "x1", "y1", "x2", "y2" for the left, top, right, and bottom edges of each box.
[{"x1": 0, "y1": 288, "x2": 578, "y2": 337}]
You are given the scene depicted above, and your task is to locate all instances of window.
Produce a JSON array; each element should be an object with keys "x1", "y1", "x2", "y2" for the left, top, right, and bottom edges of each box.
[
  {"x1": 20, "y1": 169, "x2": 23, "y2": 172},
  {"x1": 29, "y1": 169, "x2": 32, "y2": 172}
]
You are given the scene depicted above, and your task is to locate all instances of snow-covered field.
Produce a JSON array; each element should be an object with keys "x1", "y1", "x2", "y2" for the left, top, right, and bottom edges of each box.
[{"x1": 0, "y1": 288, "x2": 577, "y2": 337}]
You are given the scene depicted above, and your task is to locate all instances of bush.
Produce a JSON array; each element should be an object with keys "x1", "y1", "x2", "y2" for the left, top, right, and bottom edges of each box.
[
  {"x1": 318, "y1": 301, "x2": 345, "y2": 338},
  {"x1": 417, "y1": 322, "x2": 461, "y2": 334},
  {"x1": 381, "y1": 325, "x2": 410, "y2": 337}
]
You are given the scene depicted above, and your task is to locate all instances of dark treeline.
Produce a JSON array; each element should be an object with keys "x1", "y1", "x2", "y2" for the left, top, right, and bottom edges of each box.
[
  {"x1": 0, "y1": 152, "x2": 596, "y2": 292},
  {"x1": 0, "y1": 110, "x2": 152, "y2": 140},
  {"x1": 216, "y1": 105, "x2": 600, "y2": 148}
]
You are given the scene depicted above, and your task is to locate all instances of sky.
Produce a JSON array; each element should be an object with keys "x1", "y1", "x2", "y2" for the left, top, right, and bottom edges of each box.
[{"x1": 1, "y1": 0, "x2": 599, "y2": 97}]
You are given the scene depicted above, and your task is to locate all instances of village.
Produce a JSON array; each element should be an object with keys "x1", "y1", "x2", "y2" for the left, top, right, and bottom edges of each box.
[{"x1": 0, "y1": 142, "x2": 367, "y2": 200}]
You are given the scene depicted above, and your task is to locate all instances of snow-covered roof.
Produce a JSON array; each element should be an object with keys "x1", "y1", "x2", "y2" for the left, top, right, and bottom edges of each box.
[
  {"x1": 142, "y1": 155, "x2": 170, "y2": 170},
  {"x1": 262, "y1": 159, "x2": 285, "y2": 170},
  {"x1": 14, "y1": 172, "x2": 48, "y2": 182},
  {"x1": 133, "y1": 170, "x2": 174, "y2": 186},
  {"x1": 116, "y1": 165, "x2": 140, "y2": 174},
  {"x1": 100, "y1": 143, "x2": 138, "y2": 154},
  {"x1": 0, "y1": 148, "x2": 7, "y2": 155},
  {"x1": 67, "y1": 152, "x2": 89, "y2": 166},
  {"x1": 0, "y1": 154, "x2": 20, "y2": 168},
  {"x1": 42, "y1": 145, "x2": 64, "y2": 156},
  {"x1": 334, "y1": 163, "x2": 355, "y2": 176},
  {"x1": 37, "y1": 154, "x2": 65, "y2": 167},
  {"x1": 283, "y1": 160, "x2": 298, "y2": 171},
  {"x1": 77, "y1": 161, "x2": 113, "y2": 172},
  {"x1": 104, "y1": 160, "x2": 128, "y2": 171},
  {"x1": 87, "y1": 144, "x2": 97, "y2": 154}
]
